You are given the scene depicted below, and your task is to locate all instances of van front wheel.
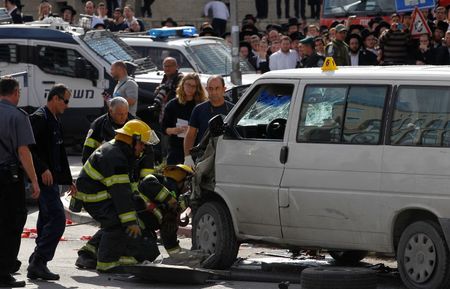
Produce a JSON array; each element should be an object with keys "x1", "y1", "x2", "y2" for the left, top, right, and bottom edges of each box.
[
  {"x1": 329, "y1": 250, "x2": 368, "y2": 265},
  {"x1": 192, "y1": 201, "x2": 239, "y2": 269},
  {"x1": 397, "y1": 221, "x2": 450, "y2": 289}
]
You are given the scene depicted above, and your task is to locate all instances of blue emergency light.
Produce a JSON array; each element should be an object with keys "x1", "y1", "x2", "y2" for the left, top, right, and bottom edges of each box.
[{"x1": 148, "y1": 26, "x2": 198, "y2": 39}]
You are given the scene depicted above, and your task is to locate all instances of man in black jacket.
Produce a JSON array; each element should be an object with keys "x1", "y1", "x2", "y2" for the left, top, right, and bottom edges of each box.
[
  {"x1": 5, "y1": 0, "x2": 22, "y2": 24},
  {"x1": 299, "y1": 37, "x2": 324, "y2": 68},
  {"x1": 435, "y1": 30, "x2": 450, "y2": 65},
  {"x1": 348, "y1": 34, "x2": 378, "y2": 66},
  {"x1": 27, "y1": 84, "x2": 77, "y2": 281}
]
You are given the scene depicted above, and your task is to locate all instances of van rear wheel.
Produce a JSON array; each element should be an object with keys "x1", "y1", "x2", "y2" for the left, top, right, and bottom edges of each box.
[
  {"x1": 329, "y1": 250, "x2": 368, "y2": 265},
  {"x1": 192, "y1": 201, "x2": 239, "y2": 269},
  {"x1": 397, "y1": 221, "x2": 450, "y2": 289}
]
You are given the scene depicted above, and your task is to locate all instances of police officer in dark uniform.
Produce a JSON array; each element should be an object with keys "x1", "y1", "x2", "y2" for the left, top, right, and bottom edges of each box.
[
  {"x1": 75, "y1": 120, "x2": 160, "y2": 273},
  {"x1": 299, "y1": 36, "x2": 325, "y2": 68},
  {"x1": 27, "y1": 84, "x2": 77, "y2": 281},
  {"x1": 0, "y1": 76, "x2": 40, "y2": 288},
  {"x1": 326, "y1": 24, "x2": 350, "y2": 66}
]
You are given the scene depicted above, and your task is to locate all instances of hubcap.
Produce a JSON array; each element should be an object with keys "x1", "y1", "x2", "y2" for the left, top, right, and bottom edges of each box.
[
  {"x1": 195, "y1": 213, "x2": 218, "y2": 254},
  {"x1": 404, "y1": 233, "x2": 436, "y2": 284}
]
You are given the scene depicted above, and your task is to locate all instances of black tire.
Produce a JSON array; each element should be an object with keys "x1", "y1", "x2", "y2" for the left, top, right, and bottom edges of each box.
[
  {"x1": 192, "y1": 201, "x2": 239, "y2": 269},
  {"x1": 397, "y1": 220, "x2": 450, "y2": 289},
  {"x1": 329, "y1": 250, "x2": 368, "y2": 265},
  {"x1": 301, "y1": 267, "x2": 377, "y2": 289}
]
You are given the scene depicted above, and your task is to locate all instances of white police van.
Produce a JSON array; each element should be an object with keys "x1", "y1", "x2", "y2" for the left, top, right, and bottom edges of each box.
[
  {"x1": 192, "y1": 62, "x2": 450, "y2": 289},
  {"x1": 0, "y1": 20, "x2": 156, "y2": 146}
]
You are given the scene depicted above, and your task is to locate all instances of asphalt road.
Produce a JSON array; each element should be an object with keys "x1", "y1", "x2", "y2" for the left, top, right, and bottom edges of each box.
[{"x1": 10, "y1": 156, "x2": 410, "y2": 288}]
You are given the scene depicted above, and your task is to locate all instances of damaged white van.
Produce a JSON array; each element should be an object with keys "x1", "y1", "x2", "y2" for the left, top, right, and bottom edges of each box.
[{"x1": 191, "y1": 65, "x2": 450, "y2": 289}]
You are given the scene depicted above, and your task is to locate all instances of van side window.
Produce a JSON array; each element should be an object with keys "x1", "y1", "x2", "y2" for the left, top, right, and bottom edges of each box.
[
  {"x1": 298, "y1": 86, "x2": 347, "y2": 143},
  {"x1": 234, "y1": 84, "x2": 294, "y2": 140},
  {"x1": 37, "y1": 46, "x2": 86, "y2": 77},
  {"x1": 298, "y1": 85, "x2": 388, "y2": 144},
  {"x1": 390, "y1": 86, "x2": 450, "y2": 147},
  {"x1": 133, "y1": 47, "x2": 192, "y2": 71},
  {"x1": 343, "y1": 86, "x2": 387, "y2": 144}
]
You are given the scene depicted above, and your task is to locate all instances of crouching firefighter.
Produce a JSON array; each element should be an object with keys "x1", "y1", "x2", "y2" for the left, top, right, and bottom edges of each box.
[
  {"x1": 136, "y1": 165, "x2": 197, "y2": 259},
  {"x1": 73, "y1": 119, "x2": 161, "y2": 273}
]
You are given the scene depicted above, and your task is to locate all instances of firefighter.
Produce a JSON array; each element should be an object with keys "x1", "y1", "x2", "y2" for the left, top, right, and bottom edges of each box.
[
  {"x1": 137, "y1": 165, "x2": 192, "y2": 255},
  {"x1": 74, "y1": 119, "x2": 160, "y2": 273}
]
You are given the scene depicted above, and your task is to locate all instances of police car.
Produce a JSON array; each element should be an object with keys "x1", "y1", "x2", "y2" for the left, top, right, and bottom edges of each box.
[
  {"x1": 0, "y1": 19, "x2": 156, "y2": 146},
  {"x1": 118, "y1": 26, "x2": 255, "y2": 74}
]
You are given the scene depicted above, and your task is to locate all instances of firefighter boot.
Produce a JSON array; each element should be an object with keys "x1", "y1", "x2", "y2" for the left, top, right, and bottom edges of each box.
[
  {"x1": 75, "y1": 252, "x2": 97, "y2": 270},
  {"x1": 27, "y1": 255, "x2": 60, "y2": 281}
]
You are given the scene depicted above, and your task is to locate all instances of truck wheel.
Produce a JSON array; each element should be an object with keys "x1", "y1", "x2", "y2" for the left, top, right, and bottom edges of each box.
[
  {"x1": 397, "y1": 221, "x2": 450, "y2": 289},
  {"x1": 192, "y1": 201, "x2": 239, "y2": 269},
  {"x1": 301, "y1": 267, "x2": 377, "y2": 289},
  {"x1": 329, "y1": 250, "x2": 368, "y2": 265}
]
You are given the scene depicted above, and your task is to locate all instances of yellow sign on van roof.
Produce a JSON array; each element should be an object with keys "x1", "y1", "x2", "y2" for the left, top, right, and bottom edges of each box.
[{"x1": 322, "y1": 57, "x2": 338, "y2": 72}]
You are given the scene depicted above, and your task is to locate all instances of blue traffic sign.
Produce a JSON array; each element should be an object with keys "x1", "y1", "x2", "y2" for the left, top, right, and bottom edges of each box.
[{"x1": 395, "y1": 0, "x2": 435, "y2": 12}]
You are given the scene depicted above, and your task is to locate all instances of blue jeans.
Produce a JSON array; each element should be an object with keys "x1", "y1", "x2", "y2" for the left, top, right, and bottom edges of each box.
[{"x1": 33, "y1": 184, "x2": 65, "y2": 262}]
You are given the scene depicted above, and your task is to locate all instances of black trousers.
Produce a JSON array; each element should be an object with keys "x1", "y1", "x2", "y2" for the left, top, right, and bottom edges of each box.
[
  {"x1": 141, "y1": 0, "x2": 155, "y2": 17},
  {"x1": 310, "y1": 2, "x2": 321, "y2": 18},
  {"x1": 106, "y1": 0, "x2": 119, "y2": 18},
  {"x1": 255, "y1": 0, "x2": 268, "y2": 18},
  {"x1": 294, "y1": 0, "x2": 306, "y2": 19},
  {"x1": 0, "y1": 175, "x2": 27, "y2": 275},
  {"x1": 212, "y1": 18, "x2": 227, "y2": 37},
  {"x1": 276, "y1": 0, "x2": 290, "y2": 18}
]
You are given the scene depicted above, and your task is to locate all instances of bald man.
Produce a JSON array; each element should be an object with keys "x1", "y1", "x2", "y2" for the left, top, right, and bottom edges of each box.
[{"x1": 110, "y1": 61, "x2": 139, "y2": 116}]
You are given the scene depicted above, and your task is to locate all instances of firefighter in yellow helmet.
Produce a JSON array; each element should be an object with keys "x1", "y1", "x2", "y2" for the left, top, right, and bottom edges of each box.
[
  {"x1": 136, "y1": 164, "x2": 207, "y2": 265},
  {"x1": 74, "y1": 120, "x2": 161, "y2": 273}
]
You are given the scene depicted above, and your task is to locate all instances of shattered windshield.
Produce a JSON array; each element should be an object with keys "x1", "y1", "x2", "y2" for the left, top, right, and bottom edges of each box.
[
  {"x1": 323, "y1": 0, "x2": 395, "y2": 16},
  {"x1": 237, "y1": 84, "x2": 293, "y2": 126},
  {"x1": 81, "y1": 30, "x2": 156, "y2": 74},
  {"x1": 188, "y1": 41, "x2": 256, "y2": 75}
]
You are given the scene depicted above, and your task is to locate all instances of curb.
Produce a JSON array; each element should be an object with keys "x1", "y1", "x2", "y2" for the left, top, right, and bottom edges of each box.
[{"x1": 62, "y1": 195, "x2": 192, "y2": 238}]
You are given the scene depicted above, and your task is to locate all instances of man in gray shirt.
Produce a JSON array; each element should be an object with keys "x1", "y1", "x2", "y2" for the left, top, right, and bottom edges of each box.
[
  {"x1": 0, "y1": 77, "x2": 39, "y2": 288},
  {"x1": 111, "y1": 61, "x2": 139, "y2": 116}
]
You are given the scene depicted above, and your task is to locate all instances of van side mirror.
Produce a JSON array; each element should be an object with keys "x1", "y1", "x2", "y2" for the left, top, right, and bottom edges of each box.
[{"x1": 209, "y1": 114, "x2": 225, "y2": 137}]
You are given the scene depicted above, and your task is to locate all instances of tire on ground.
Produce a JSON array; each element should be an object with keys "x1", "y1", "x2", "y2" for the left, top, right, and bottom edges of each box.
[
  {"x1": 192, "y1": 201, "x2": 239, "y2": 269},
  {"x1": 301, "y1": 267, "x2": 377, "y2": 289},
  {"x1": 329, "y1": 250, "x2": 368, "y2": 265},
  {"x1": 397, "y1": 220, "x2": 450, "y2": 289}
]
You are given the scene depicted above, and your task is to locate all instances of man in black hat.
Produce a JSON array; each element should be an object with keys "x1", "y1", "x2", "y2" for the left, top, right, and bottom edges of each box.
[
  {"x1": 299, "y1": 37, "x2": 324, "y2": 68},
  {"x1": 161, "y1": 17, "x2": 177, "y2": 27},
  {"x1": 287, "y1": 17, "x2": 299, "y2": 35},
  {"x1": 433, "y1": 21, "x2": 448, "y2": 48},
  {"x1": 5, "y1": 0, "x2": 22, "y2": 24},
  {"x1": 60, "y1": 5, "x2": 76, "y2": 25}
]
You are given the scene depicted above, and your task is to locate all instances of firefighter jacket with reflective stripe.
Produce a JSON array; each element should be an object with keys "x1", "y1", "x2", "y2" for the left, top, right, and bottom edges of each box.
[
  {"x1": 138, "y1": 174, "x2": 179, "y2": 208},
  {"x1": 81, "y1": 113, "x2": 155, "y2": 178},
  {"x1": 76, "y1": 140, "x2": 139, "y2": 227}
]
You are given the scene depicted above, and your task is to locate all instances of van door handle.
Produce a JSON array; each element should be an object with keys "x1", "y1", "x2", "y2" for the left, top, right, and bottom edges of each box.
[
  {"x1": 280, "y1": 146, "x2": 289, "y2": 164},
  {"x1": 42, "y1": 81, "x2": 55, "y2": 84}
]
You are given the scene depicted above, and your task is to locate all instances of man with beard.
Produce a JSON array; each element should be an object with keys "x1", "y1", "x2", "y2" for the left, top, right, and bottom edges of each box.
[{"x1": 348, "y1": 34, "x2": 378, "y2": 66}]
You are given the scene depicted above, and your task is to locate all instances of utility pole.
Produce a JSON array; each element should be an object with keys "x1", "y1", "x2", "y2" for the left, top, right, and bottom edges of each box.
[{"x1": 230, "y1": 0, "x2": 241, "y2": 85}]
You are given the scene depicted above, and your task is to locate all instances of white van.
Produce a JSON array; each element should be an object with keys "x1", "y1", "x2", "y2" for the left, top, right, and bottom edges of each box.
[{"x1": 192, "y1": 65, "x2": 450, "y2": 289}]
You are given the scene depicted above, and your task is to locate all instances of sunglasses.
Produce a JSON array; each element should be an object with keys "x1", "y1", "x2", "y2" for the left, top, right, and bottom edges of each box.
[{"x1": 58, "y1": 96, "x2": 69, "y2": 104}]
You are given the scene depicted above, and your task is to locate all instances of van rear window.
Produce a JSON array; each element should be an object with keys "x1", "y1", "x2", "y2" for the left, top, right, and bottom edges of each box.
[{"x1": 390, "y1": 86, "x2": 450, "y2": 147}]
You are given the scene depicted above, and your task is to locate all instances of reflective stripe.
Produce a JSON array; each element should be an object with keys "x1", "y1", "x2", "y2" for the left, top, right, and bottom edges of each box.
[
  {"x1": 155, "y1": 187, "x2": 170, "y2": 202},
  {"x1": 75, "y1": 191, "x2": 111, "y2": 203},
  {"x1": 103, "y1": 174, "x2": 130, "y2": 187},
  {"x1": 139, "y1": 193, "x2": 150, "y2": 203},
  {"x1": 84, "y1": 137, "x2": 101, "y2": 149},
  {"x1": 131, "y1": 182, "x2": 139, "y2": 193},
  {"x1": 118, "y1": 211, "x2": 137, "y2": 223},
  {"x1": 166, "y1": 245, "x2": 181, "y2": 255},
  {"x1": 119, "y1": 256, "x2": 138, "y2": 265},
  {"x1": 140, "y1": 168, "x2": 155, "y2": 178},
  {"x1": 80, "y1": 243, "x2": 97, "y2": 256},
  {"x1": 97, "y1": 261, "x2": 120, "y2": 271},
  {"x1": 83, "y1": 161, "x2": 104, "y2": 181}
]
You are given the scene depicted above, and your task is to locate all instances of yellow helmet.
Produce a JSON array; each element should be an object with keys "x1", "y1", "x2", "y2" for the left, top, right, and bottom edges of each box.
[
  {"x1": 115, "y1": 119, "x2": 159, "y2": 145},
  {"x1": 163, "y1": 164, "x2": 194, "y2": 182}
]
